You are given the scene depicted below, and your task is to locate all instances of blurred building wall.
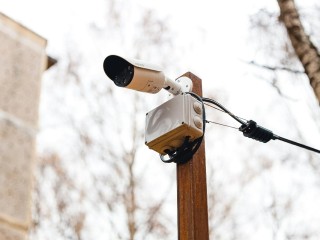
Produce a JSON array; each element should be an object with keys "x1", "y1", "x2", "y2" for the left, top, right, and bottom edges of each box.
[{"x1": 0, "y1": 12, "x2": 48, "y2": 240}]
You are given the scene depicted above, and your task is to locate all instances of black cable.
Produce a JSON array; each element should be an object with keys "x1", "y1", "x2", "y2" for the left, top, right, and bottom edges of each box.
[
  {"x1": 204, "y1": 102, "x2": 225, "y2": 113},
  {"x1": 203, "y1": 97, "x2": 320, "y2": 154},
  {"x1": 204, "y1": 102, "x2": 248, "y2": 122},
  {"x1": 238, "y1": 116, "x2": 320, "y2": 154},
  {"x1": 273, "y1": 135, "x2": 320, "y2": 154},
  {"x1": 202, "y1": 98, "x2": 246, "y2": 125},
  {"x1": 160, "y1": 136, "x2": 194, "y2": 163},
  {"x1": 160, "y1": 94, "x2": 320, "y2": 165}
]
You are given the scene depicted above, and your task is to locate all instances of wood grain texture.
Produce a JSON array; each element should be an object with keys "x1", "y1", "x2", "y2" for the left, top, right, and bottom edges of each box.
[{"x1": 176, "y1": 72, "x2": 209, "y2": 240}]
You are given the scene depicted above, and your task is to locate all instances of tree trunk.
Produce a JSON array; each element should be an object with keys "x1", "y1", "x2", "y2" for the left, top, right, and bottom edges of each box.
[{"x1": 277, "y1": 0, "x2": 320, "y2": 104}]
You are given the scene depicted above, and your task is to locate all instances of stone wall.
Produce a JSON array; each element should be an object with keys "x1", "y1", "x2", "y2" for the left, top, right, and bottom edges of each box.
[{"x1": 0, "y1": 12, "x2": 48, "y2": 240}]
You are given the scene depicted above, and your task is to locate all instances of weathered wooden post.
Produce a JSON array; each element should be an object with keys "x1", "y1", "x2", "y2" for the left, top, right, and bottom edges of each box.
[{"x1": 176, "y1": 72, "x2": 209, "y2": 240}]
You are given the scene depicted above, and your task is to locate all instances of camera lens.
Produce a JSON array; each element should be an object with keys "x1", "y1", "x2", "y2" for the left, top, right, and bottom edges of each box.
[
  {"x1": 103, "y1": 55, "x2": 134, "y2": 87},
  {"x1": 113, "y1": 65, "x2": 134, "y2": 87}
]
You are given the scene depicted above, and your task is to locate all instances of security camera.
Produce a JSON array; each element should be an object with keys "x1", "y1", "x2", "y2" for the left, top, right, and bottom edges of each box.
[{"x1": 103, "y1": 55, "x2": 192, "y2": 95}]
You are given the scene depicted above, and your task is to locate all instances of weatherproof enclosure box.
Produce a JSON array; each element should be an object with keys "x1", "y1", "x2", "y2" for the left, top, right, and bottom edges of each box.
[{"x1": 145, "y1": 93, "x2": 203, "y2": 155}]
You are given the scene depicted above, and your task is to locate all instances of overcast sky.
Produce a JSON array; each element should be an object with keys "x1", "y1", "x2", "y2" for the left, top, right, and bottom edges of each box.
[{"x1": 1, "y1": 0, "x2": 320, "y2": 239}]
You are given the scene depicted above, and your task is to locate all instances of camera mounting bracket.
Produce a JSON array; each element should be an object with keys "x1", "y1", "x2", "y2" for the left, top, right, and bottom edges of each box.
[{"x1": 176, "y1": 76, "x2": 193, "y2": 93}]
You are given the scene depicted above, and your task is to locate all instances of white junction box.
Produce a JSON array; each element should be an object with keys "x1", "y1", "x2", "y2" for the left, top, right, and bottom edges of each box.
[{"x1": 145, "y1": 93, "x2": 203, "y2": 155}]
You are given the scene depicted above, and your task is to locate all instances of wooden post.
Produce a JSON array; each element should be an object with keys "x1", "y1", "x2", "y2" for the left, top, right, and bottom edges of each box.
[{"x1": 176, "y1": 72, "x2": 209, "y2": 239}]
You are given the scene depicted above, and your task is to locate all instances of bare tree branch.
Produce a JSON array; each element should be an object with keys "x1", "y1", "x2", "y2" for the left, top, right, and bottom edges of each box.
[
  {"x1": 244, "y1": 59, "x2": 304, "y2": 74},
  {"x1": 278, "y1": 0, "x2": 320, "y2": 104}
]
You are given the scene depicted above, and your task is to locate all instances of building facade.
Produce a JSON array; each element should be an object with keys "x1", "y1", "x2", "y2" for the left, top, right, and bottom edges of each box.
[{"x1": 0, "y1": 12, "x2": 51, "y2": 240}]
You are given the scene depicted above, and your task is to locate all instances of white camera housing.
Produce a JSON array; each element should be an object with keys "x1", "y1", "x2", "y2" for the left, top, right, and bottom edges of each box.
[
  {"x1": 103, "y1": 55, "x2": 192, "y2": 95},
  {"x1": 145, "y1": 93, "x2": 203, "y2": 154}
]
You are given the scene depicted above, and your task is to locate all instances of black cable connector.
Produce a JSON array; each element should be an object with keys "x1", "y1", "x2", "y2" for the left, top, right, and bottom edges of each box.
[
  {"x1": 239, "y1": 120, "x2": 320, "y2": 154},
  {"x1": 203, "y1": 97, "x2": 320, "y2": 154},
  {"x1": 239, "y1": 120, "x2": 274, "y2": 143}
]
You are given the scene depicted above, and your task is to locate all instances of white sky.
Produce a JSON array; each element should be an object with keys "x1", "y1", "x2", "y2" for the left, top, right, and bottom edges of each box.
[{"x1": 1, "y1": 0, "x2": 320, "y2": 239}]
